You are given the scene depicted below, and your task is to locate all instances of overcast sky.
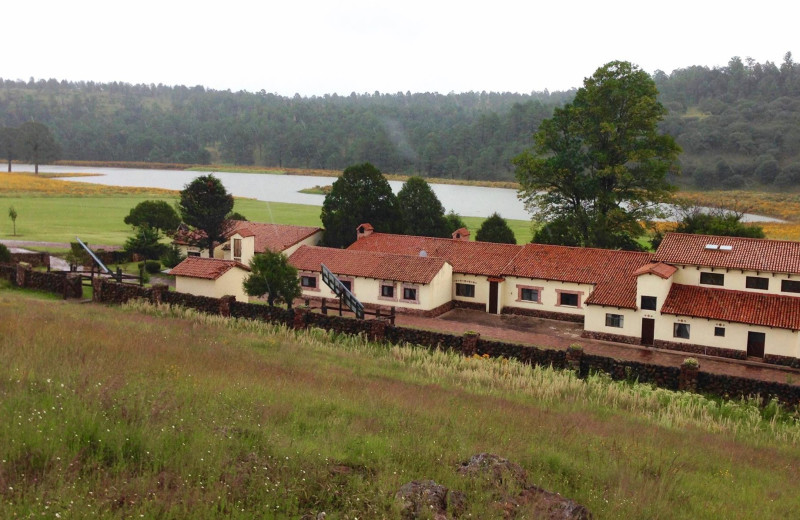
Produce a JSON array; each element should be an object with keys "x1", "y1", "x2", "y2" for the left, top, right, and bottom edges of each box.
[{"x1": 5, "y1": 1, "x2": 796, "y2": 97}]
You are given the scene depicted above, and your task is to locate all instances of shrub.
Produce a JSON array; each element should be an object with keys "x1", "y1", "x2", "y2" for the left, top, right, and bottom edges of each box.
[
  {"x1": 160, "y1": 245, "x2": 185, "y2": 268},
  {"x1": 682, "y1": 357, "x2": 699, "y2": 369},
  {"x1": 0, "y1": 243, "x2": 11, "y2": 263},
  {"x1": 144, "y1": 260, "x2": 162, "y2": 274}
]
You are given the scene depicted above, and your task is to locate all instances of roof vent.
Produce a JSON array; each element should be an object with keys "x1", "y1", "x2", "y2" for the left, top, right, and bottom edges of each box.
[
  {"x1": 705, "y1": 244, "x2": 719, "y2": 250},
  {"x1": 419, "y1": 250, "x2": 428, "y2": 257},
  {"x1": 719, "y1": 245, "x2": 733, "y2": 251}
]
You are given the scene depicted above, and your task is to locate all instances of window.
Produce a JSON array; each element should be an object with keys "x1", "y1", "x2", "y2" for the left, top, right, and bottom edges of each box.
[
  {"x1": 700, "y1": 272, "x2": 724, "y2": 286},
  {"x1": 746, "y1": 276, "x2": 769, "y2": 290},
  {"x1": 673, "y1": 323, "x2": 690, "y2": 339},
  {"x1": 187, "y1": 251, "x2": 201, "y2": 257},
  {"x1": 380, "y1": 283, "x2": 395, "y2": 298},
  {"x1": 714, "y1": 327, "x2": 725, "y2": 337},
  {"x1": 782, "y1": 280, "x2": 800, "y2": 294},
  {"x1": 233, "y1": 238, "x2": 242, "y2": 261},
  {"x1": 641, "y1": 296, "x2": 657, "y2": 311},
  {"x1": 341, "y1": 280, "x2": 352, "y2": 292},
  {"x1": 605, "y1": 313, "x2": 624, "y2": 328},
  {"x1": 520, "y1": 288, "x2": 539, "y2": 302},
  {"x1": 300, "y1": 275, "x2": 317, "y2": 289},
  {"x1": 402, "y1": 287, "x2": 418, "y2": 302},
  {"x1": 559, "y1": 292, "x2": 579, "y2": 307},
  {"x1": 455, "y1": 283, "x2": 475, "y2": 298}
]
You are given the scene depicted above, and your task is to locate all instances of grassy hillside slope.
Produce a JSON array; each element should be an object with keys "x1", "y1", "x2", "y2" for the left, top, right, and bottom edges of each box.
[{"x1": 1, "y1": 289, "x2": 800, "y2": 518}]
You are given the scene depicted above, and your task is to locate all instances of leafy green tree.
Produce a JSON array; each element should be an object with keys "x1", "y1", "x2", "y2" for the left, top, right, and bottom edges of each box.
[
  {"x1": 124, "y1": 200, "x2": 181, "y2": 235},
  {"x1": 178, "y1": 174, "x2": 234, "y2": 253},
  {"x1": 514, "y1": 61, "x2": 681, "y2": 250},
  {"x1": 15, "y1": 122, "x2": 60, "y2": 174},
  {"x1": 226, "y1": 211, "x2": 248, "y2": 221},
  {"x1": 123, "y1": 226, "x2": 167, "y2": 260},
  {"x1": 651, "y1": 207, "x2": 765, "y2": 249},
  {"x1": 8, "y1": 206, "x2": 17, "y2": 236},
  {"x1": 243, "y1": 251, "x2": 301, "y2": 308},
  {"x1": 0, "y1": 127, "x2": 17, "y2": 172},
  {"x1": 444, "y1": 210, "x2": 467, "y2": 235},
  {"x1": 397, "y1": 176, "x2": 449, "y2": 237},
  {"x1": 320, "y1": 163, "x2": 401, "y2": 248},
  {"x1": 475, "y1": 212, "x2": 516, "y2": 244}
]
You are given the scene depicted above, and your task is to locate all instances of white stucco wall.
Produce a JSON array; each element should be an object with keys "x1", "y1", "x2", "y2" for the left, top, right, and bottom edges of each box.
[
  {"x1": 452, "y1": 274, "x2": 491, "y2": 311},
  {"x1": 672, "y1": 265, "x2": 800, "y2": 297},
  {"x1": 584, "y1": 306, "x2": 642, "y2": 339},
  {"x1": 655, "y1": 314, "x2": 800, "y2": 358},
  {"x1": 282, "y1": 231, "x2": 323, "y2": 258},
  {"x1": 174, "y1": 268, "x2": 250, "y2": 302},
  {"x1": 500, "y1": 276, "x2": 594, "y2": 316},
  {"x1": 298, "y1": 263, "x2": 453, "y2": 312}
]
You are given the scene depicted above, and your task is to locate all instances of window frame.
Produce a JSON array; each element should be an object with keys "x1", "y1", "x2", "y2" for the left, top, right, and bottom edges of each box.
[
  {"x1": 781, "y1": 279, "x2": 800, "y2": 294},
  {"x1": 673, "y1": 323, "x2": 691, "y2": 339},
  {"x1": 299, "y1": 272, "x2": 319, "y2": 291},
  {"x1": 400, "y1": 283, "x2": 420, "y2": 304},
  {"x1": 745, "y1": 276, "x2": 769, "y2": 290},
  {"x1": 233, "y1": 238, "x2": 242, "y2": 262},
  {"x1": 516, "y1": 284, "x2": 543, "y2": 303},
  {"x1": 700, "y1": 272, "x2": 724, "y2": 286},
  {"x1": 455, "y1": 283, "x2": 476, "y2": 298},
  {"x1": 556, "y1": 290, "x2": 582, "y2": 308},
  {"x1": 338, "y1": 276, "x2": 355, "y2": 295},
  {"x1": 379, "y1": 281, "x2": 396, "y2": 301},
  {"x1": 605, "y1": 313, "x2": 624, "y2": 328},
  {"x1": 640, "y1": 296, "x2": 657, "y2": 311},
  {"x1": 714, "y1": 326, "x2": 725, "y2": 337}
]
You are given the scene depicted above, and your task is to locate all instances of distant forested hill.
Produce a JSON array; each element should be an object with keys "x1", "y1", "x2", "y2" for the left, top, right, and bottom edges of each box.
[{"x1": 2, "y1": 53, "x2": 799, "y2": 188}]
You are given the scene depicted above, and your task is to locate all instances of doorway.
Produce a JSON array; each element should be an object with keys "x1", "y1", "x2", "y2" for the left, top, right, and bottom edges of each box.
[
  {"x1": 747, "y1": 331, "x2": 766, "y2": 358},
  {"x1": 641, "y1": 318, "x2": 655, "y2": 346},
  {"x1": 488, "y1": 281, "x2": 499, "y2": 314}
]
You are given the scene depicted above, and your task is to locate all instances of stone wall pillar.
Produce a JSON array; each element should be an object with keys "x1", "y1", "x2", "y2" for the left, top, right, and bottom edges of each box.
[
  {"x1": 150, "y1": 284, "x2": 168, "y2": 305},
  {"x1": 462, "y1": 332, "x2": 480, "y2": 356},
  {"x1": 293, "y1": 307, "x2": 308, "y2": 330},
  {"x1": 368, "y1": 319, "x2": 387, "y2": 342},
  {"x1": 92, "y1": 277, "x2": 104, "y2": 302},
  {"x1": 219, "y1": 295, "x2": 236, "y2": 317},
  {"x1": 566, "y1": 344, "x2": 583, "y2": 373},
  {"x1": 15, "y1": 263, "x2": 30, "y2": 288},
  {"x1": 64, "y1": 274, "x2": 82, "y2": 299},
  {"x1": 678, "y1": 358, "x2": 699, "y2": 392}
]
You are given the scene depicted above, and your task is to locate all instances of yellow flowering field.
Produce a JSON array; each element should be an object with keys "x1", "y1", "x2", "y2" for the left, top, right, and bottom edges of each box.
[
  {"x1": 0, "y1": 172, "x2": 178, "y2": 197},
  {"x1": 679, "y1": 190, "x2": 800, "y2": 222}
]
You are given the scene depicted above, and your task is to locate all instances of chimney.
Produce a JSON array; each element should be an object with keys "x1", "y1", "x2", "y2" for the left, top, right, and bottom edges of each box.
[
  {"x1": 452, "y1": 227, "x2": 470, "y2": 241},
  {"x1": 356, "y1": 223, "x2": 374, "y2": 240}
]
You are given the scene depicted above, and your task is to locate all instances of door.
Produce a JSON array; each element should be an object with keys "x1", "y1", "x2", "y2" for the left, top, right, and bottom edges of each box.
[
  {"x1": 641, "y1": 318, "x2": 655, "y2": 346},
  {"x1": 488, "y1": 281, "x2": 499, "y2": 314},
  {"x1": 747, "y1": 331, "x2": 766, "y2": 358}
]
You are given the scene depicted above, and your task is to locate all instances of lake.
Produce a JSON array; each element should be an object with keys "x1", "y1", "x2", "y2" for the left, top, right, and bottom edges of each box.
[{"x1": 14, "y1": 164, "x2": 784, "y2": 223}]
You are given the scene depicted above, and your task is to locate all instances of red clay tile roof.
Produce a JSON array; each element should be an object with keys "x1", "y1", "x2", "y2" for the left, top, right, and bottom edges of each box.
[
  {"x1": 289, "y1": 245, "x2": 449, "y2": 284},
  {"x1": 502, "y1": 244, "x2": 654, "y2": 309},
  {"x1": 661, "y1": 284, "x2": 800, "y2": 330},
  {"x1": 347, "y1": 233, "x2": 522, "y2": 277},
  {"x1": 169, "y1": 257, "x2": 250, "y2": 280},
  {"x1": 633, "y1": 262, "x2": 678, "y2": 279},
  {"x1": 653, "y1": 233, "x2": 800, "y2": 274},
  {"x1": 174, "y1": 221, "x2": 321, "y2": 252},
  {"x1": 228, "y1": 222, "x2": 321, "y2": 253}
]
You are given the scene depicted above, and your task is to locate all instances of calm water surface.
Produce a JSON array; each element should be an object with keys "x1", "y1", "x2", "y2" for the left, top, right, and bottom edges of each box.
[{"x1": 16, "y1": 164, "x2": 783, "y2": 223}]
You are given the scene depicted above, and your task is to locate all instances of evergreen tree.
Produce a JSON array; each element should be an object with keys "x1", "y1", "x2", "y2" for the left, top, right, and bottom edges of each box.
[
  {"x1": 397, "y1": 176, "x2": 449, "y2": 237},
  {"x1": 178, "y1": 175, "x2": 234, "y2": 253},
  {"x1": 475, "y1": 213, "x2": 516, "y2": 244},
  {"x1": 320, "y1": 163, "x2": 400, "y2": 248}
]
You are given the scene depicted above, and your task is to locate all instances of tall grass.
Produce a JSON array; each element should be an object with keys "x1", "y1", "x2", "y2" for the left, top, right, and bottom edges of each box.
[{"x1": 2, "y1": 292, "x2": 800, "y2": 518}]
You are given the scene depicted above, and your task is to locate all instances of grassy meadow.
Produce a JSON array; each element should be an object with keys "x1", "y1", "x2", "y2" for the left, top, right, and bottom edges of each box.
[
  {"x1": 0, "y1": 172, "x2": 534, "y2": 246},
  {"x1": 2, "y1": 288, "x2": 800, "y2": 518}
]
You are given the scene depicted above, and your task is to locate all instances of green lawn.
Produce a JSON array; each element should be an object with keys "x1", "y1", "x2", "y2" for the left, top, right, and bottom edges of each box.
[
  {"x1": 1, "y1": 290, "x2": 799, "y2": 518},
  {"x1": 1, "y1": 194, "x2": 535, "y2": 246}
]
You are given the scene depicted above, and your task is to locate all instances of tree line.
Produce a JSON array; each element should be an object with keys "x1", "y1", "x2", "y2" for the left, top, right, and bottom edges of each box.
[{"x1": 1, "y1": 52, "x2": 798, "y2": 189}]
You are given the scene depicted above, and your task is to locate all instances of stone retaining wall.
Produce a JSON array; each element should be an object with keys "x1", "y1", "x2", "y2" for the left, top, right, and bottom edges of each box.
[{"x1": 502, "y1": 306, "x2": 584, "y2": 324}]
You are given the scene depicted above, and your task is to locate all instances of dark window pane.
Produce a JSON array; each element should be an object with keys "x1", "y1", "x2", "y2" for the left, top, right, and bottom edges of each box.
[
  {"x1": 560, "y1": 292, "x2": 579, "y2": 306},
  {"x1": 381, "y1": 284, "x2": 394, "y2": 297},
  {"x1": 641, "y1": 296, "x2": 657, "y2": 310},
  {"x1": 782, "y1": 280, "x2": 800, "y2": 293},
  {"x1": 746, "y1": 276, "x2": 769, "y2": 290},
  {"x1": 520, "y1": 288, "x2": 538, "y2": 301},
  {"x1": 714, "y1": 327, "x2": 725, "y2": 337},
  {"x1": 456, "y1": 283, "x2": 475, "y2": 297},
  {"x1": 673, "y1": 323, "x2": 690, "y2": 339},
  {"x1": 700, "y1": 272, "x2": 724, "y2": 286}
]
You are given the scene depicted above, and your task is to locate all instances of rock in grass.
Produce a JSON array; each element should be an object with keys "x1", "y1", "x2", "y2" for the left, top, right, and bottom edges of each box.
[{"x1": 395, "y1": 480, "x2": 466, "y2": 519}]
